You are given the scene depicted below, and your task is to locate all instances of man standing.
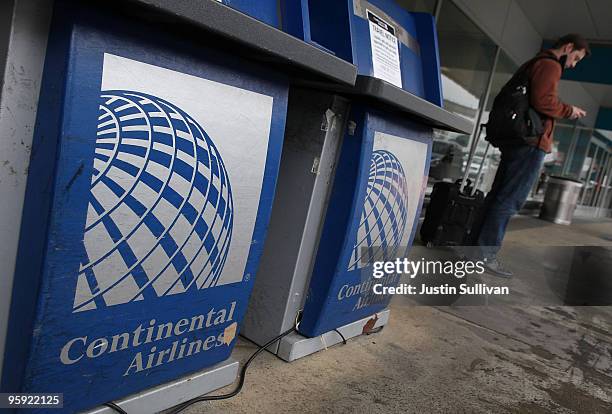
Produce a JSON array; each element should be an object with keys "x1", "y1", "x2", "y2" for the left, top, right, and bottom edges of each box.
[{"x1": 477, "y1": 34, "x2": 590, "y2": 277}]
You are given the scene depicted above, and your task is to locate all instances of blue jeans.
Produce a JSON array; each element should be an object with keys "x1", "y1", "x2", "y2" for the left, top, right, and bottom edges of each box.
[{"x1": 476, "y1": 145, "x2": 545, "y2": 259}]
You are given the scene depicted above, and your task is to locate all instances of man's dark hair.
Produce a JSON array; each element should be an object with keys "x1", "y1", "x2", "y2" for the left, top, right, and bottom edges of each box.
[{"x1": 553, "y1": 33, "x2": 591, "y2": 57}]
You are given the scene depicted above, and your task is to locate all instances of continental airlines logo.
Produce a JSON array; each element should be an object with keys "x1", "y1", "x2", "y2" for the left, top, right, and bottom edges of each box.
[
  {"x1": 347, "y1": 150, "x2": 409, "y2": 271},
  {"x1": 73, "y1": 91, "x2": 234, "y2": 312}
]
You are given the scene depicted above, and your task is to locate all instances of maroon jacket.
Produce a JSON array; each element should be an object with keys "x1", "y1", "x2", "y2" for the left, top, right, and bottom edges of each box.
[{"x1": 527, "y1": 50, "x2": 574, "y2": 153}]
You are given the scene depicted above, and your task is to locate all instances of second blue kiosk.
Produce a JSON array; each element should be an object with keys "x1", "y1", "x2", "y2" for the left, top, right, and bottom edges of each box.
[{"x1": 243, "y1": 0, "x2": 473, "y2": 360}]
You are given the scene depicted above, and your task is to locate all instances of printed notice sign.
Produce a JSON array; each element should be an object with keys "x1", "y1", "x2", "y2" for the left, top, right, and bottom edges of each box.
[{"x1": 367, "y1": 10, "x2": 403, "y2": 88}]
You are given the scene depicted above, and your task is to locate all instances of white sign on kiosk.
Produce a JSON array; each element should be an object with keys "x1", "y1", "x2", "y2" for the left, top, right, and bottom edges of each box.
[{"x1": 367, "y1": 10, "x2": 403, "y2": 89}]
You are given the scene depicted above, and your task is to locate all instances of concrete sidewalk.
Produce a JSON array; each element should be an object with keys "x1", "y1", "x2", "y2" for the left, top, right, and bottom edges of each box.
[
  {"x1": 501, "y1": 215, "x2": 612, "y2": 247},
  {"x1": 183, "y1": 216, "x2": 612, "y2": 414}
]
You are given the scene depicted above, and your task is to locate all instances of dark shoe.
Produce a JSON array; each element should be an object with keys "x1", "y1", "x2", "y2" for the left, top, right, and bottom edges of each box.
[{"x1": 483, "y1": 258, "x2": 513, "y2": 278}]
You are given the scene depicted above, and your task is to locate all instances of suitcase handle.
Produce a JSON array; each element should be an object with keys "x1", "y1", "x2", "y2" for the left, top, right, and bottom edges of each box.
[
  {"x1": 470, "y1": 140, "x2": 491, "y2": 196},
  {"x1": 460, "y1": 123, "x2": 488, "y2": 194},
  {"x1": 455, "y1": 178, "x2": 472, "y2": 186},
  {"x1": 455, "y1": 178, "x2": 473, "y2": 193}
]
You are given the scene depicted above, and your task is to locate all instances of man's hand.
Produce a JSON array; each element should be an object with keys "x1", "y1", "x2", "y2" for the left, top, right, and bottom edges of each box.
[{"x1": 570, "y1": 105, "x2": 587, "y2": 119}]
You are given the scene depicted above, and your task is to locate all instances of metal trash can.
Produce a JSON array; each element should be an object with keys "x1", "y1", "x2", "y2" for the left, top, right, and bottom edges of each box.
[{"x1": 539, "y1": 176, "x2": 584, "y2": 225}]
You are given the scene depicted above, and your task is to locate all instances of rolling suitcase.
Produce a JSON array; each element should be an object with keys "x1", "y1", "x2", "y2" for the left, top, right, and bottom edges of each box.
[{"x1": 420, "y1": 124, "x2": 491, "y2": 246}]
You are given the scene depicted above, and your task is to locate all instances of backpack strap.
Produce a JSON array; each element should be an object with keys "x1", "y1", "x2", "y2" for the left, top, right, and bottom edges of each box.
[
  {"x1": 519, "y1": 55, "x2": 562, "y2": 78},
  {"x1": 527, "y1": 55, "x2": 563, "y2": 72},
  {"x1": 503, "y1": 55, "x2": 561, "y2": 96}
]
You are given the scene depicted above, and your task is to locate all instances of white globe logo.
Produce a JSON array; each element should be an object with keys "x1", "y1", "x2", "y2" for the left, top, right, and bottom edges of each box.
[
  {"x1": 73, "y1": 90, "x2": 233, "y2": 312},
  {"x1": 348, "y1": 150, "x2": 409, "y2": 271}
]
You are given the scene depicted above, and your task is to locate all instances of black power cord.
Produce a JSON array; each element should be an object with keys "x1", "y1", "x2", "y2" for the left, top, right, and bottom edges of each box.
[
  {"x1": 165, "y1": 326, "x2": 296, "y2": 413},
  {"x1": 333, "y1": 328, "x2": 347, "y2": 345},
  {"x1": 103, "y1": 310, "x2": 366, "y2": 413},
  {"x1": 103, "y1": 327, "x2": 295, "y2": 414},
  {"x1": 104, "y1": 401, "x2": 127, "y2": 414}
]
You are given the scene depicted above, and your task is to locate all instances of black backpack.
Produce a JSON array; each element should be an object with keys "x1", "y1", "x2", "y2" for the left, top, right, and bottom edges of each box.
[{"x1": 486, "y1": 56, "x2": 562, "y2": 148}]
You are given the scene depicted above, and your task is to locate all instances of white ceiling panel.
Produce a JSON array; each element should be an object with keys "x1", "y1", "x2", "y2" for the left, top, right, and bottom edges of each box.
[
  {"x1": 586, "y1": 0, "x2": 612, "y2": 39},
  {"x1": 512, "y1": 0, "x2": 612, "y2": 109},
  {"x1": 516, "y1": 0, "x2": 595, "y2": 38},
  {"x1": 454, "y1": 0, "x2": 612, "y2": 108},
  {"x1": 501, "y1": 1, "x2": 543, "y2": 63},
  {"x1": 451, "y1": 0, "x2": 512, "y2": 43},
  {"x1": 515, "y1": 0, "x2": 612, "y2": 42}
]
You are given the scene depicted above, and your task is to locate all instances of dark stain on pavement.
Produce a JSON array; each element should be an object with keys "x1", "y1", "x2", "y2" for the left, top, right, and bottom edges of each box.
[
  {"x1": 544, "y1": 307, "x2": 577, "y2": 320},
  {"x1": 536, "y1": 382, "x2": 612, "y2": 414}
]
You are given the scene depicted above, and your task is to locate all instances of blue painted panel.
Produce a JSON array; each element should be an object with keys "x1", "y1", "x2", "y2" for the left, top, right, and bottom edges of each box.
[
  {"x1": 1, "y1": 2, "x2": 288, "y2": 412},
  {"x1": 413, "y1": 12, "x2": 443, "y2": 106},
  {"x1": 596, "y1": 107, "x2": 612, "y2": 132},
  {"x1": 307, "y1": 0, "x2": 353, "y2": 59},
  {"x1": 562, "y1": 46, "x2": 612, "y2": 86},
  {"x1": 541, "y1": 41, "x2": 612, "y2": 86},
  {"x1": 282, "y1": 0, "x2": 443, "y2": 105},
  {"x1": 223, "y1": 0, "x2": 280, "y2": 28},
  {"x1": 299, "y1": 106, "x2": 432, "y2": 337},
  {"x1": 281, "y1": 0, "x2": 311, "y2": 44}
]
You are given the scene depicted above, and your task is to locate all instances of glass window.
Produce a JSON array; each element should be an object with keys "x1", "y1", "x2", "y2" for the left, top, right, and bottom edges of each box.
[
  {"x1": 590, "y1": 151, "x2": 611, "y2": 206},
  {"x1": 579, "y1": 144, "x2": 599, "y2": 205},
  {"x1": 484, "y1": 52, "x2": 519, "y2": 112},
  {"x1": 547, "y1": 123, "x2": 576, "y2": 176},
  {"x1": 437, "y1": 0, "x2": 497, "y2": 121},
  {"x1": 579, "y1": 134, "x2": 612, "y2": 206},
  {"x1": 478, "y1": 51, "x2": 519, "y2": 191},
  {"x1": 557, "y1": 118, "x2": 575, "y2": 127},
  {"x1": 591, "y1": 145, "x2": 607, "y2": 183},
  {"x1": 580, "y1": 144, "x2": 597, "y2": 181},
  {"x1": 566, "y1": 128, "x2": 591, "y2": 179},
  {"x1": 429, "y1": 0, "x2": 497, "y2": 183}
]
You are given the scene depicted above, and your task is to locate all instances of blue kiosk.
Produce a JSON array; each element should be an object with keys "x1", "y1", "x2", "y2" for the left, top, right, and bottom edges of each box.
[
  {"x1": 243, "y1": 0, "x2": 472, "y2": 360},
  {"x1": 282, "y1": 0, "x2": 443, "y2": 103},
  {"x1": 0, "y1": 0, "x2": 356, "y2": 412},
  {"x1": 217, "y1": 0, "x2": 280, "y2": 27}
]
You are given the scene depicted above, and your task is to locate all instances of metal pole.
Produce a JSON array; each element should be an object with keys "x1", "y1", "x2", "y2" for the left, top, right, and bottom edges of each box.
[
  {"x1": 473, "y1": 46, "x2": 500, "y2": 138},
  {"x1": 580, "y1": 144, "x2": 599, "y2": 205},
  {"x1": 433, "y1": 0, "x2": 444, "y2": 22},
  {"x1": 589, "y1": 149, "x2": 605, "y2": 206},
  {"x1": 461, "y1": 46, "x2": 500, "y2": 183},
  {"x1": 595, "y1": 159, "x2": 608, "y2": 216},
  {"x1": 595, "y1": 154, "x2": 612, "y2": 207},
  {"x1": 606, "y1": 162, "x2": 612, "y2": 210},
  {"x1": 596, "y1": 160, "x2": 612, "y2": 216},
  {"x1": 594, "y1": 152, "x2": 611, "y2": 209},
  {"x1": 605, "y1": 165, "x2": 612, "y2": 211}
]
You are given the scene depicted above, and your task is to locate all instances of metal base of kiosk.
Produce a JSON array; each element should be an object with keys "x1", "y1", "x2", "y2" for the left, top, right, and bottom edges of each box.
[
  {"x1": 84, "y1": 359, "x2": 239, "y2": 414},
  {"x1": 277, "y1": 310, "x2": 390, "y2": 362}
]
